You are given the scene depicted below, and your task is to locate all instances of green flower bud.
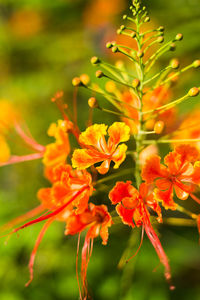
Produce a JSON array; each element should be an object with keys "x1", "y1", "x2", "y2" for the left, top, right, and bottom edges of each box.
[
  {"x1": 169, "y1": 43, "x2": 176, "y2": 51},
  {"x1": 144, "y1": 16, "x2": 150, "y2": 22},
  {"x1": 158, "y1": 26, "x2": 165, "y2": 32},
  {"x1": 137, "y1": 50, "x2": 144, "y2": 58},
  {"x1": 91, "y1": 56, "x2": 100, "y2": 65},
  {"x1": 170, "y1": 59, "x2": 180, "y2": 69},
  {"x1": 188, "y1": 87, "x2": 199, "y2": 97},
  {"x1": 157, "y1": 36, "x2": 164, "y2": 43},
  {"x1": 123, "y1": 15, "x2": 127, "y2": 20},
  {"x1": 106, "y1": 42, "x2": 113, "y2": 49},
  {"x1": 130, "y1": 32, "x2": 136, "y2": 38},
  {"x1": 193, "y1": 60, "x2": 200, "y2": 68},
  {"x1": 117, "y1": 29, "x2": 122, "y2": 35},
  {"x1": 96, "y1": 70, "x2": 104, "y2": 78},
  {"x1": 132, "y1": 79, "x2": 140, "y2": 88},
  {"x1": 120, "y1": 25, "x2": 125, "y2": 31},
  {"x1": 175, "y1": 33, "x2": 183, "y2": 41},
  {"x1": 112, "y1": 46, "x2": 118, "y2": 53},
  {"x1": 72, "y1": 77, "x2": 81, "y2": 87}
]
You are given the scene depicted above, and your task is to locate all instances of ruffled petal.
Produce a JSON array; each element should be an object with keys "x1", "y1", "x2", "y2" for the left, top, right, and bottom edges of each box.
[
  {"x1": 154, "y1": 186, "x2": 176, "y2": 210},
  {"x1": 142, "y1": 155, "x2": 167, "y2": 183},
  {"x1": 79, "y1": 124, "x2": 108, "y2": 147},
  {"x1": 116, "y1": 203, "x2": 135, "y2": 227},
  {"x1": 108, "y1": 122, "x2": 130, "y2": 148},
  {"x1": 109, "y1": 181, "x2": 138, "y2": 205},
  {"x1": 175, "y1": 144, "x2": 199, "y2": 163},
  {"x1": 72, "y1": 149, "x2": 101, "y2": 169},
  {"x1": 112, "y1": 144, "x2": 128, "y2": 169}
]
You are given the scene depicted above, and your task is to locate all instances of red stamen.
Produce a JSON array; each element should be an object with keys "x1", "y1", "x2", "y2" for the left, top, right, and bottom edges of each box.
[
  {"x1": 25, "y1": 218, "x2": 53, "y2": 287},
  {"x1": 0, "y1": 152, "x2": 44, "y2": 167},
  {"x1": 126, "y1": 226, "x2": 144, "y2": 263}
]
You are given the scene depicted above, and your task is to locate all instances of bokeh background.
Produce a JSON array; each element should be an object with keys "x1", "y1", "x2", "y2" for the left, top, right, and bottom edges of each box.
[{"x1": 0, "y1": 0, "x2": 200, "y2": 299}]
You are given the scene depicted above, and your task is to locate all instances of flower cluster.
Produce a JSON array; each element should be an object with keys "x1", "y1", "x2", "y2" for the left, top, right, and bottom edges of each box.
[{"x1": 1, "y1": 1, "x2": 200, "y2": 299}]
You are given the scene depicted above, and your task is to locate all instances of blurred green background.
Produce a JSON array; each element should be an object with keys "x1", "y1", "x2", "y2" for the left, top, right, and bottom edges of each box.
[{"x1": 0, "y1": 0, "x2": 200, "y2": 299}]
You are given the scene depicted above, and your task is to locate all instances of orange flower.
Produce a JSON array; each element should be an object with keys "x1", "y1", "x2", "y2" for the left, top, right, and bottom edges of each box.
[
  {"x1": 72, "y1": 122, "x2": 130, "y2": 174},
  {"x1": 38, "y1": 163, "x2": 93, "y2": 215},
  {"x1": 66, "y1": 203, "x2": 112, "y2": 298},
  {"x1": 43, "y1": 119, "x2": 71, "y2": 168},
  {"x1": 109, "y1": 181, "x2": 162, "y2": 227},
  {"x1": 142, "y1": 145, "x2": 200, "y2": 210},
  {"x1": 109, "y1": 181, "x2": 173, "y2": 287}
]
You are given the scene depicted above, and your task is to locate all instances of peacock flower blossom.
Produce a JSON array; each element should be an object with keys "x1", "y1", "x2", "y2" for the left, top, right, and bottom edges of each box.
[
  {"x1": 109, "y1": 181, "x2": 162, "y2": 227},
  {"x1": 72, "y1": 122, "x2": 130, "y2": 174},
  {"x1": 66, "y1": 203, "x2": 112, "y2": 299},
  {"x1": 142, "y1": 144, "x2": 200, "y2": 210},
  {"x1": 109, "y1": 181, "x2": 173, "y2": 287},
  {"x1": 38, "y1": 163, "x2": 93, "y2": 215},
  {"x1": 43, "y1": 119, "x2": 72, "y2": 168}
]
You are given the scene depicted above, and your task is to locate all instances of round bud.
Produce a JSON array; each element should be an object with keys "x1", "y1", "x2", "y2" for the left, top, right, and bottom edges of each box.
[
  {"x1": 188, "y1": 87, "x2": 199, "y2": 97},
  {"x1": 144, "y1": 16, "x2": 150, "y2": 22},
  {"x1": 72, "y1": 77, "x2": 81, "y2": 87},
  {"x1": 169, "y1": 43, "x2": 176, "y2": 51},
  {"x1": 88, "y1": 97, "x2": 99, "y2": 108},
  {"x1": 175, "y1": 33, "x2": 183, "y2": 41},
  {"x1": 115, "y1": 60, "x2": 124, "y2": 69},
  {"x1": 145, "y1": 119, "x2": 155, "y2": 130},
  {"x1": 106, "y1": 42, "x2": 113, "y2": 49},
  {"x1": 131, "y1": 32, "x2": 136, "y2": 38},
  {"x1": 105, "y1": 81, "x2": 116, "y2": 93},
  {"x1": 91, "y1": 56, "x2": 100, "y2": 65},
  {"x1": 193, "y1": 60, "x2": 200, "y2": 68},
  {"x1": 120, "y1": 25, "x2": 125, "y2": 31},
  {"x1": 117, "y1": 29, "x2": 122, "y2": 35},
  {"x1": 170, "y1": 59, "x2": 180, "y2": 69},
  {"x1": 112, "y1": 46, "x2": 118, "y2": 53},
  {"x1": 96, "y1": 70, "x2": 104, "y2": 78},
  {"x1": 123, "y1": 15, "x2": 127, "y2": 20},
  {"x1": 80, "y1": 74, "x2": 90, "y2": 86},
  {"x1": 143, "y1": 6, "x2": 146, "y2": 11},
  {"x1": 137, "y1": 50, "x2": 144, "y2": 58},
  {"x1": 154, "y1": 121, "x2": 165, "y2": 134},
  {"x1": 157, "y1": 36, "x2": 164, "y2": 43},
  {"x1": 158, "y1": 26, "x2": 165, "y2": 32},
  {"x1": 132, "y1": 78, "x2": 140, "y2": 88}
]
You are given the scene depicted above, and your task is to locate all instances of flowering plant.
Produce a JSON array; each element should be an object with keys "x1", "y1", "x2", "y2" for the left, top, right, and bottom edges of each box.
[{"x1": 1, "y1": 1, "x2": 200, "y2": 299}]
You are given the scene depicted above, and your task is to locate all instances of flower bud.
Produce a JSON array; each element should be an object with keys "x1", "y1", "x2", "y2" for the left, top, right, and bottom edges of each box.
[
  {"x1": 188, "y1": 87, "x2": 199, "y2": 97},
  {"x1": 170, "y1": 59, "x2": 180, "y2": 69},
  {"x1": 112, "y1": 46, "x2": 118, "y2": 53},
  {"x1": 72, "y1": 77, "x2": 81, "y2": 87},
  {"x1": 193, "y1": 60, "x2": 200, "y2": 68},
  {"x1": 120, "y1": 25, "x2": 125, "y2": 31},
  {"x1": 88, "y1": 97, "x2": 99, "y2": 108},
  {"x1": 117, "y1": 29, "x2": 122, "y2": 35},
  {"x1": 105, "y1": 81, "x2": 116, "y2": 93},
  {"x1": 144, "y1": 16, "x2": 150, "y2": 22},
  {"x1": 80, "y1": 74, "x2": 90, "y2": 86},
  {"x1": 91, "y1": 56, "x2": 100, "y2": 65},
  {"x1": 169, "y1": 43, "x2": 176, "y2": 51},
  {"x1": 175, "y1": 33, "x2": 183, "y2": 41},
  {"x1": 158, "y1": 26, "x2": 165, "y2": 32},
  {"x1": 145, "y1": 119, "x2": 155, "y2": 130},
  {"x1": 106, "y1": 42, "x2": 113, "y2": 49},
  {"x1": 132, "y1": 79, "x2": 140, "y2": 88},
  {"x1": 154, "y1": 121, "x2": 165, "y2": 134},
  {"x1": 137, "y1": 50, "x2": 144, "y2": 58},
  {"x1": 157, "y1": 36, "x2": 164, "y2": 43},
  {"x1": 123, "y1": 15, "x2": 127, "y2": 20},
  {"x1": 130, "y1": 32, "x2": 136, "y2": 38},
  {"x1": 96, "y1": 70, "x2": 104, "y2": 78}
]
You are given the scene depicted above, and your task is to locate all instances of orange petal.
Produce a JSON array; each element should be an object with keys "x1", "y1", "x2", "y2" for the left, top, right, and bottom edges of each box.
[
  {"x1": 112, "y1": 143, "x2": 127, "y2": 169},
  {"x1": 0, "y1": 135, "x2": 10, "y2": 163},
  {"x1": 116, "y1": 203, "x2": 135, "y2": 227},
  {"x1": 108, "y1": 122, "x2": 130, "y2": 147},
  {"x1": 154, "y1": 186, "x2": 176, "y2": 210},
  {"x1": 72, "y1": 149, "x2": 101, "y2": 169},
  {"x1": 142, "y1": 155, "x2": 166, "y2": 183},
  {"x1": 79, "y1": 124, "x2": 107, "y2": 147},
  {"x1": 175, "y1": 144, "x2": 199, "y2": 163},
  {"x1": 96, "y1": 159, "x2": 110, "y2": 174}
]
